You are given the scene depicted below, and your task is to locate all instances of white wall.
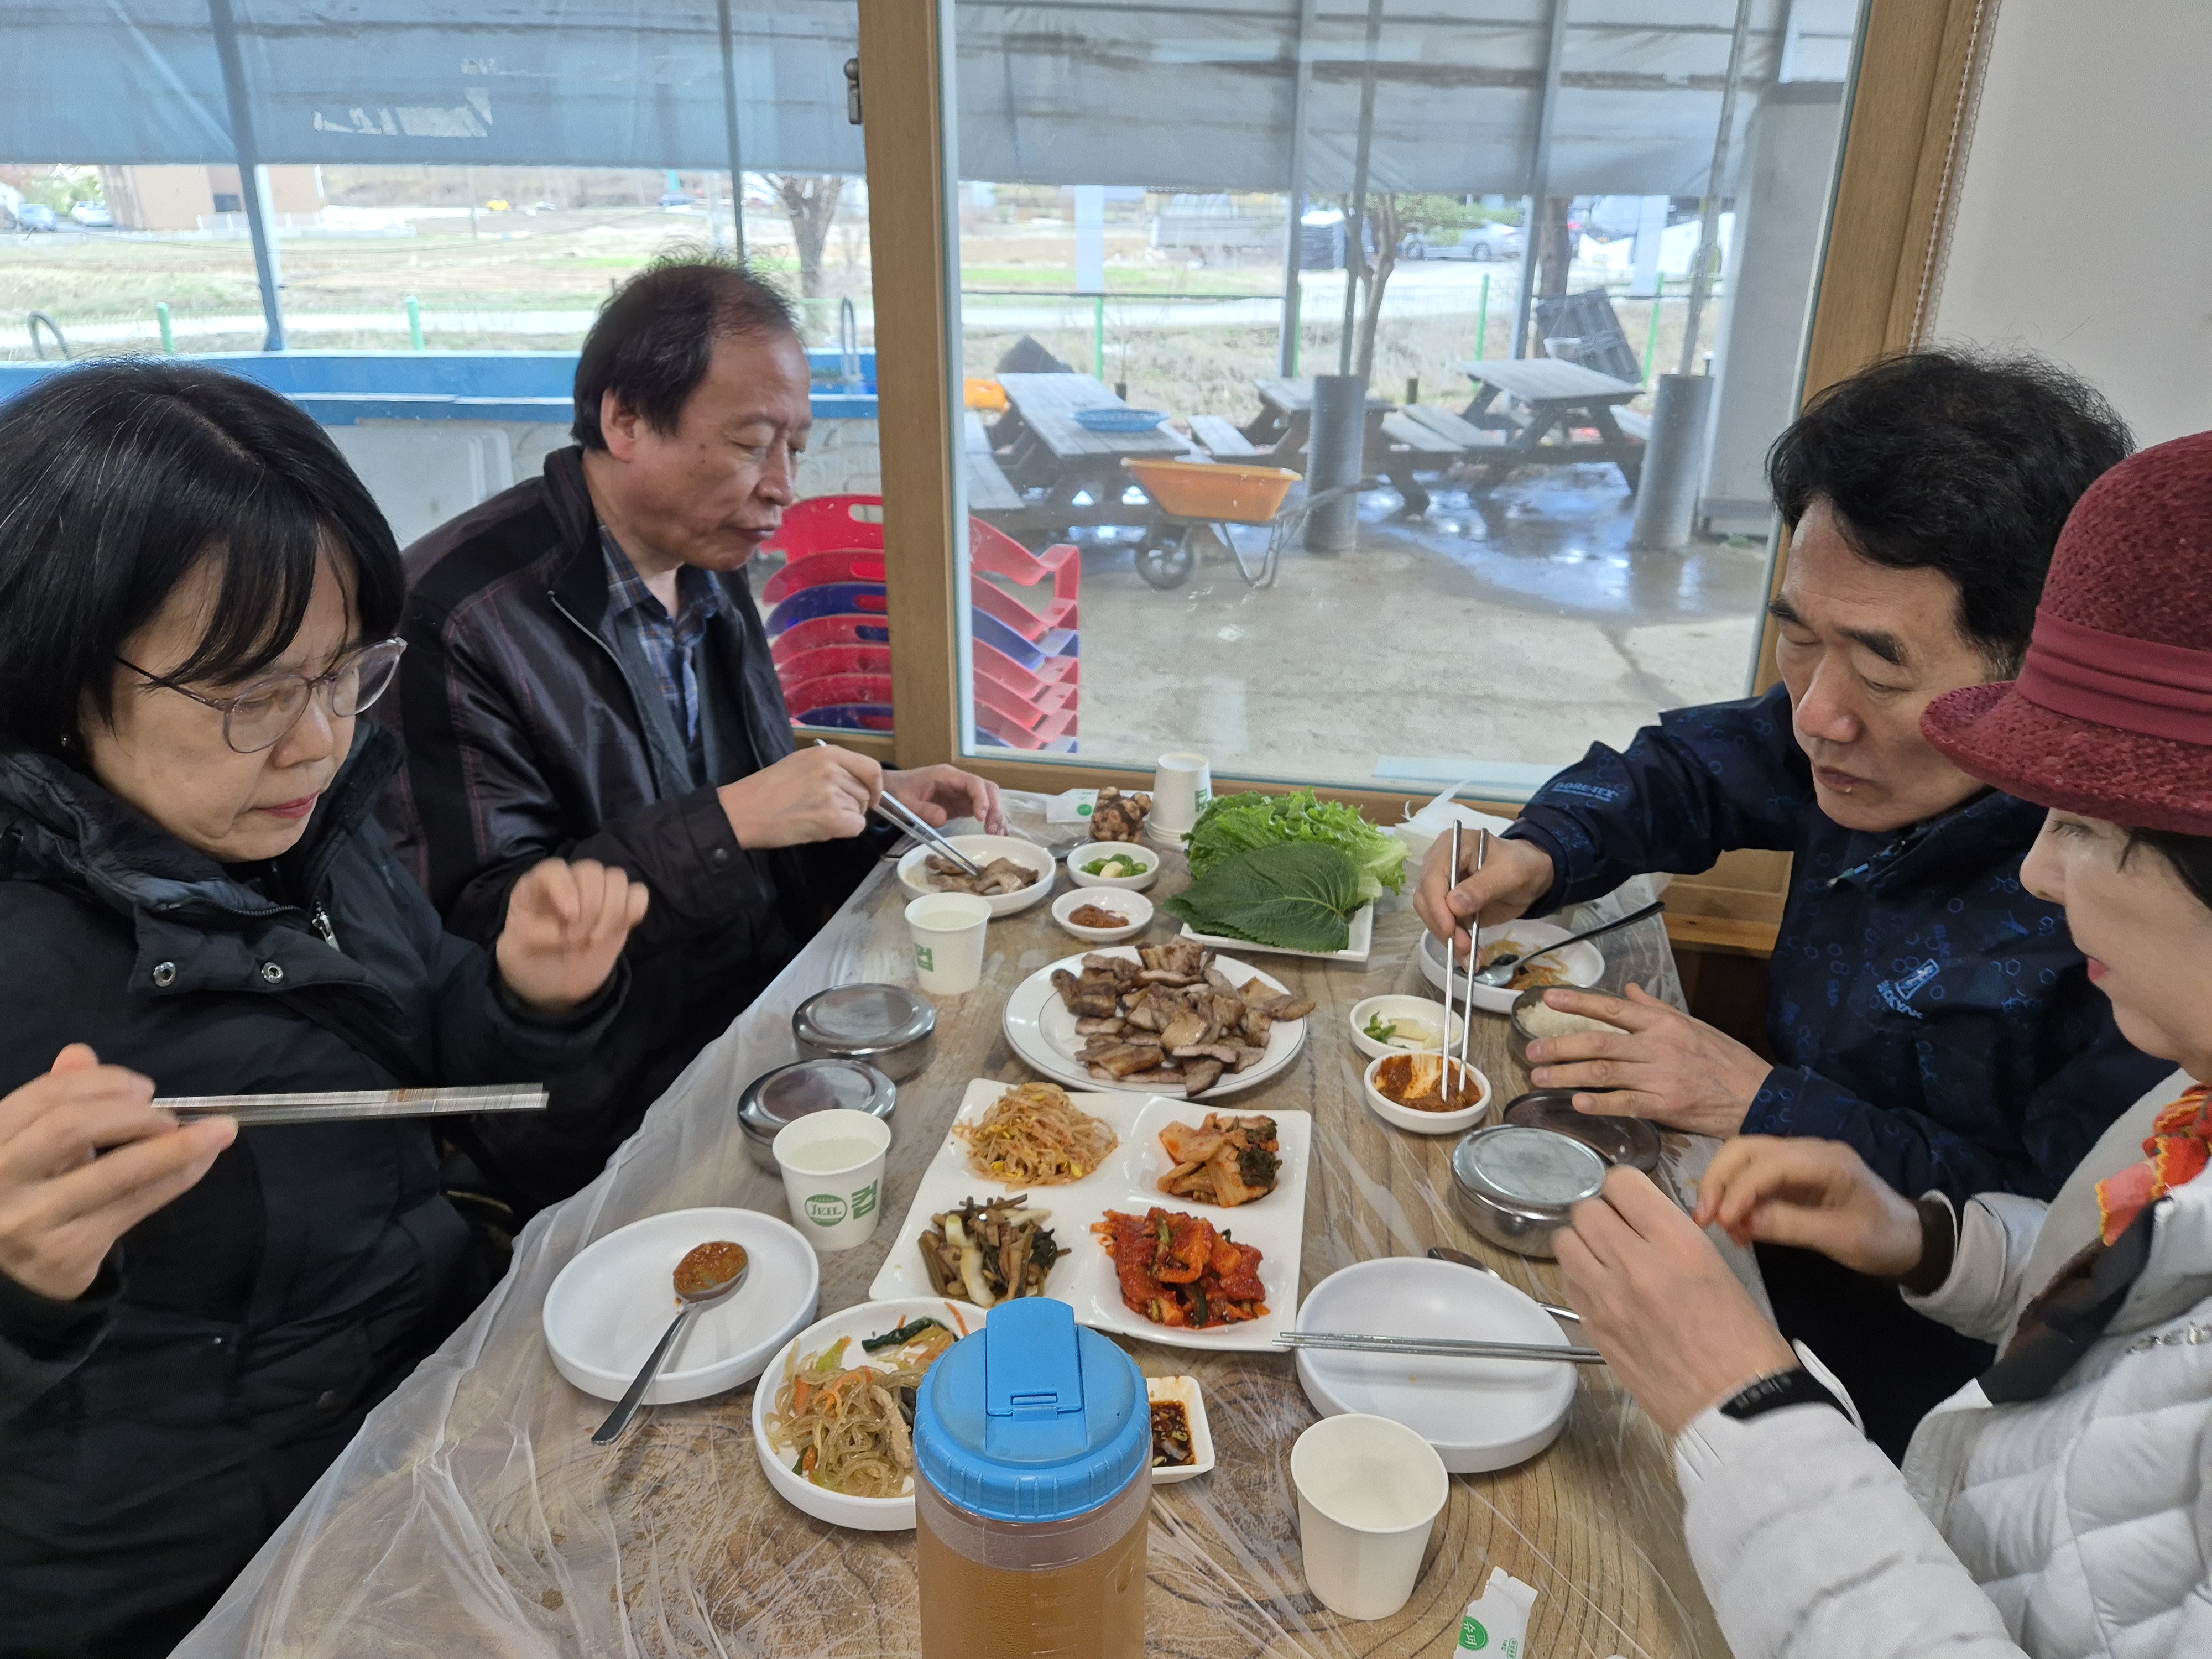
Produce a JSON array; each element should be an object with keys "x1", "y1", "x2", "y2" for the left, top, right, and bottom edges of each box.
[{"x1": 1929, "y1": 0, "x2": 2212, "y2": 444}]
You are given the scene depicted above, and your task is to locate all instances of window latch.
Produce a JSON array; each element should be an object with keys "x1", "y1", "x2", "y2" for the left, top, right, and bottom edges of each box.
[{"x1": 844, "y1": 56, "x2": 862, "y2": 126}]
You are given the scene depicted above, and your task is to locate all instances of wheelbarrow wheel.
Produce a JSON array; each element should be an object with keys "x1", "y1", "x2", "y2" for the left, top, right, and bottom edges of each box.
[{"x1": 1135, "y1": 536, "x2": 1196, "y2": 589}]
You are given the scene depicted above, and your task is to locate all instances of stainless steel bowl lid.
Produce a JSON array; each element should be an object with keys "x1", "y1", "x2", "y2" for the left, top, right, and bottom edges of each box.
[
  {"x1": 1500, "y1": 1091, "x2": 1662, "y2": 1173},
  {"x1": 792, "y1": 984, "x2": 936, "y2": 1055},
  {"x1": 737, "y1": 1058, "x2": 895, "y2": 1138},
  {"x1": 1453, "y1": 1125, "x2": 1606, "y2": 1211}
]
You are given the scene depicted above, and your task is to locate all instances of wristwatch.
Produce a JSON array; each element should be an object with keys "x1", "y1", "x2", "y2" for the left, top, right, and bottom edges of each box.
[{"x1": 1717, "y1": 1366, "x2": 1849, "y2": 1424}]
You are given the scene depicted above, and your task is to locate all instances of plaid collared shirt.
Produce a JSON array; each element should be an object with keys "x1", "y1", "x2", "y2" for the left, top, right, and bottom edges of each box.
[{"x1": 600, "y1": 527, "x2": 722, "y2": 781}]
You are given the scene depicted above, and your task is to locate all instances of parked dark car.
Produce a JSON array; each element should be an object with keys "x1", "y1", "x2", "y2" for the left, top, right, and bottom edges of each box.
[{"x1": 12, "y1": 204, "x2": 58, "y2": 233}]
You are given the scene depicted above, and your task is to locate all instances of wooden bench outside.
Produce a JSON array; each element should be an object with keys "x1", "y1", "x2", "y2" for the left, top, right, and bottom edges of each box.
[{"x1": 1187, "y1": 414, "x2": 1259, "y2": 458}]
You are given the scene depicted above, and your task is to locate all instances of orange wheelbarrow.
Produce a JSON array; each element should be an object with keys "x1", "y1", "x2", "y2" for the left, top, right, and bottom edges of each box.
[{"x1": 1121, "y1": 459, "x2": 1366, "y2": 591}]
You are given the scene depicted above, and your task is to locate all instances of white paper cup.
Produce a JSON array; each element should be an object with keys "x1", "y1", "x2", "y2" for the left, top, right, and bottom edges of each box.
[
  {"x1": 1290, "y1": 1413, "x2": 1450, "y2": 1620},
  {"x1": 904, "y1": 891, "x2": 990, "y2": 995},
  {"x1": 771, "y1": 1109, "x2": 892, "y2": 1252},
  {"x1": 1151, "y1": 750, "x2": 1213, "y2": 837}
]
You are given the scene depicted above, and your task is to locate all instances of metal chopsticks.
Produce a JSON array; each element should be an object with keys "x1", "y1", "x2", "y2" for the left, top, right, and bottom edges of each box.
[
  {"x1": 811, "y1": 738, "x2": 986, "y2": 877},
  {"x1": 1277, "y1": 1331, "x2": 1605, "y2": 1365},
  {"x1": 1438, "y1": 821, "x2": 1463, "y2": 1100},
  {"x1": 159, "y1": 1083, "x2": 548, "y2": 1127}
]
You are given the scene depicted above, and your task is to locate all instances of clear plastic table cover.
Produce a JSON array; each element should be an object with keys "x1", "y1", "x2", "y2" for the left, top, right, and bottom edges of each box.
[{"x1": 182, "y1": 815, "x2": 1747, "y2": 1658}]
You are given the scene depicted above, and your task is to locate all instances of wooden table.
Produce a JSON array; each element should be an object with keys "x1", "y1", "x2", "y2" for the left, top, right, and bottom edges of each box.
[
  {"x1": 1455, "y1": 358, "x2": 1648, "y2": 493},
  {"x1": 1241, "y1": 377, "x2": 1462, "y2": 518},
  {"x1": 984, "y1": 373, "x2": 1194, "y2": 512},
  {"x1": 184, "y1": 837, "x2": 1739, "y2": 1659}
]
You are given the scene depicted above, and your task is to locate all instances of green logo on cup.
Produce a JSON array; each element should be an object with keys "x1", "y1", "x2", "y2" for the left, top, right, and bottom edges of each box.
[
  {"x1": 805, "y1": 1193, "x2": 849, "y2": 1226},
  {"x1": 916, "y1": 943, "x2": 935, "y2": 972},
  {"x1": 1459, "y1": 1618, "x2": 1488, "y2": 1651},
  {"x1": 852, "y1": 1180, "x2": 879, "y2": 1219}
]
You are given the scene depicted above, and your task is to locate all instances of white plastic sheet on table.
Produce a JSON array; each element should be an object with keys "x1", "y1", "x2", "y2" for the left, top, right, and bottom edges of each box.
[{"x1": 181, "y1": 810, "x2": 1743, "y2": 1658}]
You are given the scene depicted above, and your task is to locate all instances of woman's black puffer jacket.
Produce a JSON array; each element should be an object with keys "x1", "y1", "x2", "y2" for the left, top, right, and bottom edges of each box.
[{"x1": 0, "y1": 728, "x2": 628, "y2": 1658}]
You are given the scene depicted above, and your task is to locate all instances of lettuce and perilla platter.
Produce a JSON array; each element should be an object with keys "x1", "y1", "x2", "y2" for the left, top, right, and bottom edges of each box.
[{"x1": 1161, "y1": 790, "x2": 1408, "y2": 954}]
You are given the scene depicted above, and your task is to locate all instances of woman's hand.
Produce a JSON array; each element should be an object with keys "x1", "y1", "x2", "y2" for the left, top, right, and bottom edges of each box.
[
  {"x1": 883, "y1": 765, "x2": 1006, "y2": 836},
  {"x1": 495, "y1": 859, "x2": 650, "y2": 1014},
  {"x1": 0, "y1": 1045, "x2": 234, "y2": 1302},
  {"x1": 1557, "y1": 1166, "x2": 1798, "y2": 1437},
  {"x1": 1693, "y1": 1136, "x2": 1926, "y2": 1277}
]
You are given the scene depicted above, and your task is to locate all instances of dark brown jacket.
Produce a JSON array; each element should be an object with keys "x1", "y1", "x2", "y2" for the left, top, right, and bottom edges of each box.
[{"x1": 389, "y1": 447, "x2": 880, "y2": 1209}]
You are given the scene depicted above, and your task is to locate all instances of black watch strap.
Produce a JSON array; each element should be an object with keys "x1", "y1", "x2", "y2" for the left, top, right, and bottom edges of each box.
[{"x1": 1718, "y1": 1366, "x2": 1848, "y2": 1424}]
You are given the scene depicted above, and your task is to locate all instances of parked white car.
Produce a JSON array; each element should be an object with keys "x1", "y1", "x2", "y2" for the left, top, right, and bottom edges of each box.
[
  {"x1": 1399, "y1": 223, "x2": 1524, "y2": 262},
  {"x1": 69, "y1": 201, "x2": 113, "y2": 227}
]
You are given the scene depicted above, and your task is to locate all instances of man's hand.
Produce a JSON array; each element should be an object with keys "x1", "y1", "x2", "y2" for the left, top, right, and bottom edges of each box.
[
  {"x1": 718, "y1": 745, "x2": 880, "y2": 849},
  {"x1": 1557, "y1": 1166, "x2": 1799, "y2": 1437},
  {"x1": 1526, "y1": 984, "x2": 1770, "y2": 1138},
  {"x1": 0, "y1": 1045, "x2": 234, "y2": 1302},
  {"x1": 495, "y1": 859, "x2": 650, "y2": 1014},
  {"x1": 1694, "y1": 1136, "x2": 1926, "y2": 1277},
  {"x1": 1412, "y1": 830, "x2": 1556, "y2": 957},
  {"x1": 884, "y1": 765, "x2": 1005, "y2": 836}
]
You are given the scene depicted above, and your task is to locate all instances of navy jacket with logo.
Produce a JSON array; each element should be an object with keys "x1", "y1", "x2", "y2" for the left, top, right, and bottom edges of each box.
[{"x1": 1507, "y1": 685, "x2": 2169, "y2": 1205}]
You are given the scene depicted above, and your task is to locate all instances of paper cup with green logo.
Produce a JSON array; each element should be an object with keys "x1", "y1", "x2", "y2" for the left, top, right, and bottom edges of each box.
[
  {"x1": 904, "y1": 891, "x2": 990, "y2": 995},
  {"x1": 771, "y1": 1109, "x2": 893, "y2": 1253}
]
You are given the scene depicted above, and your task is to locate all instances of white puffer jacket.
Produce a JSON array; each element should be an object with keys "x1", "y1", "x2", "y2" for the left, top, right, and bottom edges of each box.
[{"x1": 1674, "y1": 1077, "x2": 2212, "y2": 1659}]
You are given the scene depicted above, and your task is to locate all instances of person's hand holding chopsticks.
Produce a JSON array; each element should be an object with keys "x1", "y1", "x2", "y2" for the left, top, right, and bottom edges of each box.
[
  {"x1": 0, "y1": 1044, "x2": 235, "y2": 1302},
  {"x1": 717, "y1": 745, "x2": 881, "y2": 848},
  {"x1": 1413, "y1": 827, "x2": 1557, "y2": 956},
  {"x1": 495, "y1": 859, "x2": 651, "y2": 1014}
]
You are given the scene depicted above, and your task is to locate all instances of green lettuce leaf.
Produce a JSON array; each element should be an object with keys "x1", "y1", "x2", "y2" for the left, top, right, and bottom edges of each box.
[
  {"x1": 1183, "y1": 788, "x2": 1407, "y2": 902},
  {"x1": 1162, "y1": 842, "x2": 1361, "y2": 953}
]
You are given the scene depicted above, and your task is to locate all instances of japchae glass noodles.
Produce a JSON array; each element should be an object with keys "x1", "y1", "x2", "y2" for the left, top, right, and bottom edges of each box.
[
  {"x1": 953, "y1": 1082, "x2": 1119, "y2": 1185},
  {"x1": 768, "y1": 1317, "x2": 961, "y2": 1498}
]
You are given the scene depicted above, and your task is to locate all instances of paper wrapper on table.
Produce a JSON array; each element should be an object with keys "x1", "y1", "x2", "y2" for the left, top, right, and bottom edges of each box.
[
  {"x1": 176, "y1": 849, "x2": 1751, "y2": 1659},
  {"x1": 1396, "y1": 781, "x2": 1520, "y2": 873}
]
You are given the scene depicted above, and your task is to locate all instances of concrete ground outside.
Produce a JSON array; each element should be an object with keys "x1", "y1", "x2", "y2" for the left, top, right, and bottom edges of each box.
[{"x1": 1052, "y1": 465, "x2": 1775, "y2": 791}]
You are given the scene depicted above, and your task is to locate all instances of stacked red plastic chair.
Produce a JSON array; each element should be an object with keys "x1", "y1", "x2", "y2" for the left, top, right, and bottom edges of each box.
[{"x1": 758, "y1": 495, "x2": 1079, "y2": 752}]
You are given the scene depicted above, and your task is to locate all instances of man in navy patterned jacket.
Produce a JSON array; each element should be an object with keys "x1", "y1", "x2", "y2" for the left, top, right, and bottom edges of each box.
[{"x1": 1415, "y1": 351, "x2": 2173, "y2": 1458}]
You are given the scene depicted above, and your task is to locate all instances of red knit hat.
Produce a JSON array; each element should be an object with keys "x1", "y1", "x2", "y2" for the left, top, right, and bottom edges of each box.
[{"x1": 1922, "y1": 430, "x2": 2212, "y2": 834}]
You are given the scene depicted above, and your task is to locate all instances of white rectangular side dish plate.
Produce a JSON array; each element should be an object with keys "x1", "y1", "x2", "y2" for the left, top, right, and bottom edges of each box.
[
  {"x1": 1177, "y1": 900, "x2": 1373, "y2": 964},
  {"x1": 867, "y1": 1079, "x2": 1310, "y2": 1353}
]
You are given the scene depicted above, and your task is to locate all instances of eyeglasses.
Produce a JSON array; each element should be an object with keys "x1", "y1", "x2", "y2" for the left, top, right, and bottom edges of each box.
[{"x1": 117, "y1": 638, "x2": 408, "y2": 755}]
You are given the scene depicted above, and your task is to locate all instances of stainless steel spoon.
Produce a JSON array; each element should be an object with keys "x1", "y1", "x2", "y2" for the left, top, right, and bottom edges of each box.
[
  {"x1": 1469, "y1": 899, "x2": 1667, "y2": 988},
  {"x1": 1426, "y1": 1246, "x2": 1583, "y2": 1323},
  {"x1": 592, "y1": 1257, "x2": 750, "y2": 1445}
]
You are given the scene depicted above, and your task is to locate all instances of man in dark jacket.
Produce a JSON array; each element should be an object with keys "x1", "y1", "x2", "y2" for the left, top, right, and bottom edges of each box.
[
  {"x1": 1415, "y1": 350, "x2": 2174, "y2": 1458},
  {"x1": 390, "y1": 255, "x2": 999, "y2": 1213}
]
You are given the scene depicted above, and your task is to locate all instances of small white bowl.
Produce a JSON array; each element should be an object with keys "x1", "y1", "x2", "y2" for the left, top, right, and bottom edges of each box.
[
  {"x1": 1348, "y1": 994, "x2": 1466, "y2": 1062},
  {"x1": 895, "y1": 834, "x2": 1056, "y2": 917},
  {"x1": 752, "y1": 1297, "x2": 990, "y2": 1531},
  {"x1": 543, "y1": 1207, "x2": 820, "y2": 1405},
  {"x1": 1146, "y1": 1374, "x2": 1215, "y2": 1486},
  {"x1": 1067, "y1": 841, "x2": 1161, "y2": 891},
  {"x1": 1051, "y1": 886, "x2": 1153, "y2": 943},
  {"x1": 1361, "y1": 1051, "x2": 1491, "y2": 1135},
  {"x1": 1417, "y1": 919, "x2": 1605, "y2": 1015},
  {"x1": 1294, "y1": 1258, "x2": 1577, "y2": 1473}
]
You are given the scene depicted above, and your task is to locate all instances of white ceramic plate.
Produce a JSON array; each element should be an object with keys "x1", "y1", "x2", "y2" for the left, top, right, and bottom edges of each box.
[
  {"x1": 543, "y1": 1207, "x2": 820, "y2": 1405},
  {"x1": 895, "y1": 834, "x2": 1057, "y2": 917},
  {"x1": 1003, "y1": 946, "x2": 1307, "y2": 1099},
  {"x1": 868, "y1": 1079, "x2": 1310, "y2": 1354},
  {"x1": 1417, "y1": 918, "x2": 1604, "y2": 1015},
  {"x1": 1051, "y1": 886, "x2": 1154, "y2": 943},
  {"x1": 1360, "y1": 1052, "x2": 1492, "y2": 1135},
  {"x1": 1177, "y1": 900, "x2": 1373, "y2": 964},
  {"x1": 1146, "y1": 1374, "x2": 1215, "y2": 1485},
  {"x1": 1067, "y1": 841, "x2": 1161, "y2": 891},
  {"x1": 1293, "y1": 1257, "x2": 1577, "y2": 1473},
  {"x1": 752, "y1": 1296, "x2": 988, "y2": 1531},
  {"x1": 1348, "y1": 994, "x2": 1465, "y2": 1062}
]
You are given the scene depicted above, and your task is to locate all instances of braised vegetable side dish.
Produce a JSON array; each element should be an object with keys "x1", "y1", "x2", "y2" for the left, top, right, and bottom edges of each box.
[
  {"x1": 953, "y1": 1082, "x2": 1120, "y2": 1185},
  {"x1": 1093, "y1": 1207, "x2": 1269, "y2": 1329},
  {"x1": 768, "y1": 1318, "x2": 962, "y2": 1497},
  {"x1": 1157, "y1": 1114, "x2": 1280, "y2": 1207},
  {"x1": 918, "y1": 1196, "x2": 1062, "y2": 1306},
  {"x1": 1052, "y1": 943, "x2": 1314, "y2": 1097}
]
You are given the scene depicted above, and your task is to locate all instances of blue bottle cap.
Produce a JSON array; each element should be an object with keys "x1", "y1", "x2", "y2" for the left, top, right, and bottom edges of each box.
[{"x1": 914, "y1": 1298, "x2": 1149, "y2": 1523}]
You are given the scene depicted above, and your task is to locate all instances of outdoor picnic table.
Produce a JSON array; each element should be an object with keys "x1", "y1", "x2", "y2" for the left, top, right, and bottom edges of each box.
[
  {"x1": 1240, "y1": 377, "x2": 1460, "y2": 518},
  {"x1": 987, "y1": 372, "x2": 1193, "y2": 503},
  {"x1": 1456, "y1": 358, "x2": 1648, "y2": 492},
  {"x1": 184, "y1": 821, "x2": 1749, "y2": 1659}
]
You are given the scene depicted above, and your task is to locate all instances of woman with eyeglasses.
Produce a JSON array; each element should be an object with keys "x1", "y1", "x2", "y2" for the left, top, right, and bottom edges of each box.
[{"x1": 0, "y1": 362, "x2": 649, "y2": 1655}]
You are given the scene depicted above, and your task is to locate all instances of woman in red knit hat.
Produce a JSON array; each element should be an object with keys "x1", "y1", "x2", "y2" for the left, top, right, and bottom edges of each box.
[{"x1": 1556, "y1": 430, "x2": 2212, "y2": 1658}]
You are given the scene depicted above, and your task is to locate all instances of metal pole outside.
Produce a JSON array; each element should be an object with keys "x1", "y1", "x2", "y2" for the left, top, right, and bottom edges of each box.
[
  {"x1": 1335, "y1": 0, "x2": 1384, "y2": 377},
  {"x1": 1276, "y1": 0, "x2": 1319, "y2": 375},
  {"x1": 1509, "y1": 0, "x2": 1567, "y2": 359},
  {"x1": 206, "y1": 0, "x2": 285, "y2": 351},
  {"x1": 1475, "y1": 270, "x2": 1490, "y2": 358},
  {"x1": 1677, "y1": 0, "x2": 1754, "y2": 376},
  {"x1": 718, "y1": 0, "x2": 749, "y2": 261},
  {"x1": 156, "y1": 301, "x2": 174, "y2": 354}
]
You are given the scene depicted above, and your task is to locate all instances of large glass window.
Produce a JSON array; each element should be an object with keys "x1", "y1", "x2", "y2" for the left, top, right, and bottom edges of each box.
[{"x1": 948, "y1": 1, "x2": 1863, "y2": 788}]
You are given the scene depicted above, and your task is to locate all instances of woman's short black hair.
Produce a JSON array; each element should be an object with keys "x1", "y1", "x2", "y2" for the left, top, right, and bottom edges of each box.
[
  {"x1": 572, "y1": 250, "x2": 801, "y2": 449},
  {"x1": 0, "y1": 359, "x2": 403, "y2": 755},
  {"x1": 1767, "y1": 349, "x2": 2134, "y2": 675}
]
